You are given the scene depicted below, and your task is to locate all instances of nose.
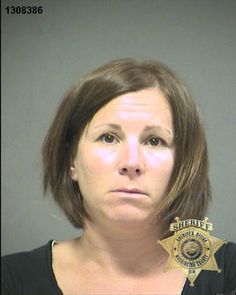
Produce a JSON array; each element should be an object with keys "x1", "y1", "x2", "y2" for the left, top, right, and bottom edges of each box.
[{"x1": 118, "y1": 141, "x2": 144, "y2": 178}]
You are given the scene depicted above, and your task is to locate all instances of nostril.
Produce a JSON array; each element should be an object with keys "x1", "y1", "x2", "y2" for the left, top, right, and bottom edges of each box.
[
  {"x1": 135, "y1": 168, "x2": 141, "y2": 174},
  {"x1": 120, "y1": 168, "x2": 128, "y2": 174}
]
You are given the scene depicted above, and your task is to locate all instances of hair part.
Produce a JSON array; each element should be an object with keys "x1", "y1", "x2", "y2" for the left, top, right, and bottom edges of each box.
[{"x1": 42, "y1": 58, "x2": 211, "y2": 236}]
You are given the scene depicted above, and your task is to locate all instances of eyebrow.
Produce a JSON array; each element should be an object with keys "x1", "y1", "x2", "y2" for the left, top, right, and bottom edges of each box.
[
  {"x1": 94, "y1": 123, "x2": 121, "y2": 130},
  {"x1": 94, "y1": 123, "x2": 173, "y2": 137}
]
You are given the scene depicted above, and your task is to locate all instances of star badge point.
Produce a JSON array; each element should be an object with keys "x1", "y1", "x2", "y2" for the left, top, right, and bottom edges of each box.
[{"x1": 158, "y1": 217, "x2": 226, "y2": 286}]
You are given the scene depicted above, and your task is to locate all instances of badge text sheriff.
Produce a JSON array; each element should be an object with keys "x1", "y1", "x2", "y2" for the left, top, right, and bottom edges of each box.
[{"x1": 170, "y1": 219, "x2": 213, "y2": 231}]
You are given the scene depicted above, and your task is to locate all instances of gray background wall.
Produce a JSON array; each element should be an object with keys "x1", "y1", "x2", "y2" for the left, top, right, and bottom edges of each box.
[{"x1": 2, "y1": 0, "x2": 236, "y2": 256}]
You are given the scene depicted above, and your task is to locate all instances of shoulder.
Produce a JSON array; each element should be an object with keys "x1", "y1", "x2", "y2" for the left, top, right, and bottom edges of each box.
[
  {"x1": 216, "y1": 241, "x2": 236, "y2": 269},
  {"x1": 1, "y1": 240, "x2": 61, "y2": 295},
  {"x1": 216, "y1": 241, "x2": 236, "y2": 260},
  {"x1": 2, "y1": 241, "x2": 52, "y2": 275},
  {"x1": 216, "y1": 241, "x2": 236, "y2": 292}
]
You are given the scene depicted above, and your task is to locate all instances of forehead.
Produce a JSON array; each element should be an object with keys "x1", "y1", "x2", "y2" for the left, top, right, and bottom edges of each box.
[{"x1": 88, "y1": 88, "x2": 173, "y2": 129}]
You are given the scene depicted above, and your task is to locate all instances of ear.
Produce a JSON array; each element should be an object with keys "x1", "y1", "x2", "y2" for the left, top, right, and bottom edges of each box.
[{"x1": 70, "y1": 163, "x2": 78, "y2": 181}]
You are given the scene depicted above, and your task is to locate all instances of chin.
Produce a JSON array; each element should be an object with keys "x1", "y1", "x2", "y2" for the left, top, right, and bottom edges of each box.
[{"x1": 107, "y1": 208, "x2": 151, "y2": 226}]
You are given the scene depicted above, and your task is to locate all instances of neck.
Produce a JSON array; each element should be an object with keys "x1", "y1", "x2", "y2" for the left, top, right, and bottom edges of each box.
[{"x1": 76, "y1": 219, "x2": 168, "y2": 276}]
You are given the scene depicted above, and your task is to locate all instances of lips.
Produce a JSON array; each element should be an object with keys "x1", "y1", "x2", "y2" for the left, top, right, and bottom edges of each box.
[{"x1": 111, "y1": 188, "x2": 148, "y2": 196}]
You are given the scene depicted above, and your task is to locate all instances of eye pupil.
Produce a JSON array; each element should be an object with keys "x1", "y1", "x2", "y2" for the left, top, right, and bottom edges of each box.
[
  {"x1": 104, "y1": 134, "x2": 114, "y2": 143},
  {"x1": 150, "y1": 137, "x2": 160, "y2": 146}
]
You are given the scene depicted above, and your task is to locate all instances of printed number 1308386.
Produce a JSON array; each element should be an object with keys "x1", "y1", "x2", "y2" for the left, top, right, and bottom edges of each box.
[{"x1": 5, "y1": 6, "x2": 43, "y2": 14}]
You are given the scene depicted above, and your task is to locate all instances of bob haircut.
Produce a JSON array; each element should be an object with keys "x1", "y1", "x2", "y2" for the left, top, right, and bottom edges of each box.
[{"x1": 42, "y1": 58, "x2": 211, "y2": 236}]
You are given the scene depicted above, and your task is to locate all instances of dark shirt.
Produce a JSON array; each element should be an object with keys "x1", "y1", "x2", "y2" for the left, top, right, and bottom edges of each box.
[{"x1": 1, "y1": 240, "x2": 236, "y2": 295}]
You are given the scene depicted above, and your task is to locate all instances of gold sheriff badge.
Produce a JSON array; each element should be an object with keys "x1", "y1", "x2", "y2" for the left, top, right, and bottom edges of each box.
[{"x1": 158, "y1": 217, "x2": 226, "y2": 286}]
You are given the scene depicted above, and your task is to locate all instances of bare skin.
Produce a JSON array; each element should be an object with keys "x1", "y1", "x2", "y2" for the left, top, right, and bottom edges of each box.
[
  {"x1": 52, "y1": 88, "x2": 186, "y2": 294},
  {"x1": 52, "y1": 228, "x2": 186, "y2": 294}
]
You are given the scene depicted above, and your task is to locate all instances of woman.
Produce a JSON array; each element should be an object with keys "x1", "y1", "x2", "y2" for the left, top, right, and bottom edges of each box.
[{"x1": 2, "y1": 58, "x2": 236, "y2": 294}]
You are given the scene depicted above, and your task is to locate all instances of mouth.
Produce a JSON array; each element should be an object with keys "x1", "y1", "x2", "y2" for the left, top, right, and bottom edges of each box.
[{"x1": 111, "y1": 188, "x2": 148, "y2": 196}]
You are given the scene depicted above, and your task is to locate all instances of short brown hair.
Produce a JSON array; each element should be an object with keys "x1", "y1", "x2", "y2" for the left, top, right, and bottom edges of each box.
[{"x1": 42, "y1": 58, "x2": 211, "y2": 235}]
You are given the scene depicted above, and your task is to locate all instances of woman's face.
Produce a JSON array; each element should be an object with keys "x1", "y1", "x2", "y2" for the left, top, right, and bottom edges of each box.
[{"x1": 71, "y1": 88, "x2": 175, "y2": 228}]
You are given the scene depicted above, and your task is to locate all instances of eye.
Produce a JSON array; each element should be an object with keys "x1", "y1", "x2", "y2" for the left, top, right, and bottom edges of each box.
[
  {"x1": 146, "y1": 136, "x2": 164, "y2": 147},
  {"x1": 99, "y1": 133, "x2": 118, "y2": 144}
]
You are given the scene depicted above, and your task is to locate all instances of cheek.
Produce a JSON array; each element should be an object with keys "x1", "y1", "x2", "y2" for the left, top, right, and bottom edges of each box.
[
  {"x1": 147, "y1": 150, "x2": 175, "y2": 177},
  {"x1": 76, "y1": 148, "x2": 117, "y2": 207},
  {"x1": 77, "y1": 147, "x2": 117, "y2": 179},
  {"x1": 89, "y1": 146, "x2": 120, "y2": 170}
]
